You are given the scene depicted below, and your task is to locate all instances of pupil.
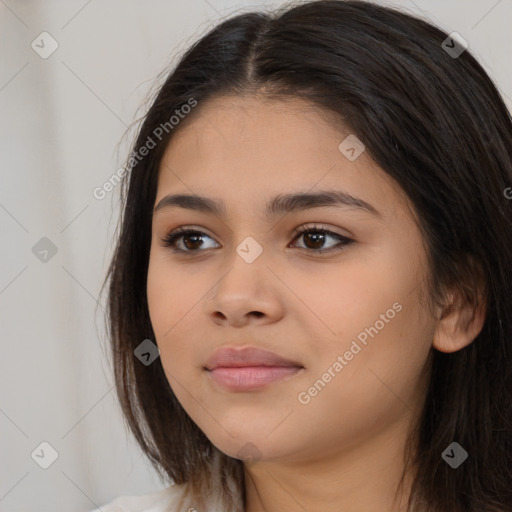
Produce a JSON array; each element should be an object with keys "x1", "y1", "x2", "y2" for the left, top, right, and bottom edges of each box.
[
  {"x1": 185, "y1": 234, "x2": 202, "y2": 250},
  {"x1": 306, "y1": 233, "x2": 324, "y2": 248}
]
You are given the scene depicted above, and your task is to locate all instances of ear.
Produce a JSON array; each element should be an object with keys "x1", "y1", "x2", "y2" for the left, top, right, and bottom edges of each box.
[{"x1": 432, "y1": 287, "x2": 487, "y2": 354}]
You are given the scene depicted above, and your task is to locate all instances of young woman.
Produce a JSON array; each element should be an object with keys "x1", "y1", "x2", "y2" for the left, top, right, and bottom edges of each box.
[{"x1": 93, "y1": 1, "x2": 512, "y2": 511}]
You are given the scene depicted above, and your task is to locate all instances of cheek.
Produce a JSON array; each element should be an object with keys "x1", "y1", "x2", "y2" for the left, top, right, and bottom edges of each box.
[
  {"x1": 146, "y1": 253, "x2": 216, "y2": 384},
  {"x1": 299, "y1": 249, "x2": 432, "y2": 392},
  {"x1": 294, "y1": 297, "x2": 431, "y2": 446},
  {"x1": 284, "y1": 255, "x2": 407, "y2": 355},
  {"x1": 146, "y1": 256, "x2": 190, "y2": 350},
  {"x1": 329, "y1": 285, "x2": 432, "y2": 419}
]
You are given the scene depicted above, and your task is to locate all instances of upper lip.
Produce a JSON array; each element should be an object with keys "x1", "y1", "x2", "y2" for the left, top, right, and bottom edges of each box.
[{"x1": 205, "y1": 346, "x2": 303, "y2": 370}]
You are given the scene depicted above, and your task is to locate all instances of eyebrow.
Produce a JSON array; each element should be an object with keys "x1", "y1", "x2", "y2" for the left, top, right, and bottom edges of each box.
[{"x1": 153, "y1": 190, "x2": 381, "y2": 219}]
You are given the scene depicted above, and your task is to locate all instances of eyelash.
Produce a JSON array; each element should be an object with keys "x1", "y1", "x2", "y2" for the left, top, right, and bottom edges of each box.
[{"x1": 160, "y1": 224, "x2": 354, "y2": 255}]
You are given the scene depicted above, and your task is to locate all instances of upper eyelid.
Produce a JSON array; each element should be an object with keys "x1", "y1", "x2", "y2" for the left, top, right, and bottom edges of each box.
[
  {"x1": 291, "y1": 223, "x2": 350, "y2": 237},
  {"x1": 165, "y1": 224, "x2": 350, "y2": 240}
]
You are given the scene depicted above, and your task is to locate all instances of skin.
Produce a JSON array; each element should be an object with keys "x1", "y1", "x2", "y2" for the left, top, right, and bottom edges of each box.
[{"x1": 146, "y1": 95, "x2": 486, "y2": 512}]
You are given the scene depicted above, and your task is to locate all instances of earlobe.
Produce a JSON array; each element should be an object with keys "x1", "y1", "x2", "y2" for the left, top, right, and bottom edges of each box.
[{"x1": 432, "y1": 292, "x2": 487, "y2": 353}]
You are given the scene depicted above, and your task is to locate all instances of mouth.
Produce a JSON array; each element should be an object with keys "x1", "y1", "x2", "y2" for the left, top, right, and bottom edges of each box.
[
  {"x1": 205, "y1": 345, "x2": 303, "y2": 369},
  {"x1": 205, "y1": 365, "x2": 304, "y2": 391},
  {"x1": 204, "y1": 346, "x2": 304, "y2": 391}
]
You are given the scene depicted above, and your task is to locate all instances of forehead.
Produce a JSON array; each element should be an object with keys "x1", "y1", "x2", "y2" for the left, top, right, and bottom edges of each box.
[
  {"x1": 162, "y1": 94, "x2": 349, "y2": 165},
  {"x1": 155, "y1": 95, "x2": 410, "y2": 219}
]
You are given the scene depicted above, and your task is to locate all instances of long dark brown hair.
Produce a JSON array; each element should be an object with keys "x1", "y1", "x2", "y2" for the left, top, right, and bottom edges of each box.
[{"x1": 101, "y1": 1, "x2": 512, "y2": 510}]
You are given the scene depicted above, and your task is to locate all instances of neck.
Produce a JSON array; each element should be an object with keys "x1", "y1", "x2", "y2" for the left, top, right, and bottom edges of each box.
[{"x1": 243, "y1": 413, "x2": 417, "y2": 512}]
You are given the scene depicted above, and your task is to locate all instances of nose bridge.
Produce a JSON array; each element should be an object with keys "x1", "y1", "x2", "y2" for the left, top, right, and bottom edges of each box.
[
  {"x1": 220, "y1": 205, "x2": 273, "y2": 266},
  {"x1": 203, "y1": 233, "x2": 281, "y2": 324},
  {"x1": 222, "y1": 233, "x2": 269, "y2": 293}
]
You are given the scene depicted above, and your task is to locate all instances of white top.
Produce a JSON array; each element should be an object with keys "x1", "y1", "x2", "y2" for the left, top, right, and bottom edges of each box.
[
  {"x1": 89, "y1": 451, "x2": 244, "y2": 512},
  {"x1": 89, "y1": 484, "x2": 187, "y2": 512}
]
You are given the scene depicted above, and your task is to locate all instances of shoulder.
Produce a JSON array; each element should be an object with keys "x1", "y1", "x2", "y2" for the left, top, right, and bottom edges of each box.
[{"x1": 89, "y1": 484, "x2": 185, "y2": 512}]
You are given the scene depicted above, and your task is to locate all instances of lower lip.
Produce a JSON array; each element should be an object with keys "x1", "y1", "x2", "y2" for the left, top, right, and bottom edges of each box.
[{"x1": 206, "y1": 366, "x2": 303, "y2": 391}]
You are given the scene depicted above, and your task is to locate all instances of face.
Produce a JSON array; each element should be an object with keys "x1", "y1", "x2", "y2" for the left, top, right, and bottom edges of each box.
[{"x1": 147, "y1": 95, "x2": 436, "y2": 466}]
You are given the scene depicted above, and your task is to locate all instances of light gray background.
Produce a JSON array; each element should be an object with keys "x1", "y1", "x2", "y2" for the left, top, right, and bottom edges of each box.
[{"x1": 1, "y1": 1, "x2": 510, "y2": 511}]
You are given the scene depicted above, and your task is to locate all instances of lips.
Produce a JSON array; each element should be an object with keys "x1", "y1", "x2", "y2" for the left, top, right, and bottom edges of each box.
[{"x1": 204, "y1": 346, "x2": 303, "y2": 370}]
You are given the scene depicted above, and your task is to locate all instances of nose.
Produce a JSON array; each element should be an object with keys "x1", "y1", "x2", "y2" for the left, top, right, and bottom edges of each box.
[{"x1": 202, "y1": 249, "x2": 285, "y2": 328}]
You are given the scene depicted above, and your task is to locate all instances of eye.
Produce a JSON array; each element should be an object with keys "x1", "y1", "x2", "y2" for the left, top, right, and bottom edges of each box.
[
  {"x1": 160, "y1": 227, "x2": 219, "y2": 252},
  {"x1": 160, "y1": 224, "x2": 354, "y2": 254},
  {"x1": 289, "y1": 224, "x2": 354, "y2": 254}
]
